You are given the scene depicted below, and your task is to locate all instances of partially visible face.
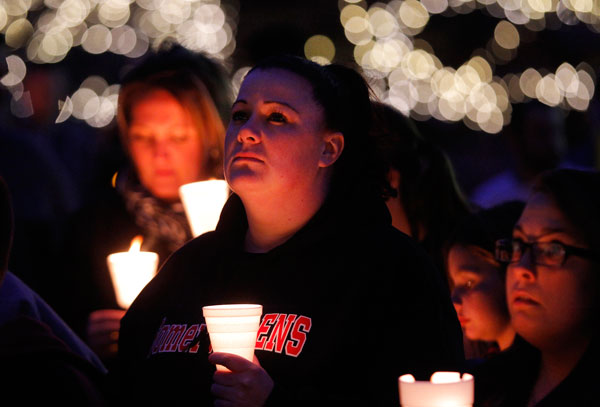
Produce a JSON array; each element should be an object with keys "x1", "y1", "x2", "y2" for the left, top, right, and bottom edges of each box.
[
  {"x1": 449, "y1": 245, "x2": 511, "y2": 343},
  {"x1": 128, "y1": 89, "x2": 204, "y2": 201},
  {"x1": 507, "y1": 192, "x2": 598, "y2": 349},
  {"x1": 224, "y1": 68, "x2": 332, "y2": 200}
]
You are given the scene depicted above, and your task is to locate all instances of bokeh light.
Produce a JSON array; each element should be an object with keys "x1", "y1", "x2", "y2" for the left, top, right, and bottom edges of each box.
[
  {"x1": 1, "y1": 55, "x2": 27, "y2": 87},
  {"x1": 304, "y1": 35, "x2": 336, "y2": 64},
  {"x1": 494, "y1": 20, "x2": 520, "y2": 49},
  {"x1": 0, "y1": 0, "x2": 598, "y2": 134},
  {"x1": 0, "y1": 0, "x2": 239, "y2": 128},
  {"x1": 338, "y1": 0, "x2": 598, "y2": 133}
]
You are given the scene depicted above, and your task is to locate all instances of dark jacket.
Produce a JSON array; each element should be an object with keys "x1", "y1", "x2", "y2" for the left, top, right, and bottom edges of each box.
[
  {"x1": 0, "y1": 315, "x2": 108, "y2": 406},
  {"x1": 474, "y1": 335, "x2": 599, "y2": 407},
  {"x1": 116, "y1": 190, "x2": 464, "y2": 406},
  {"x1": 0, "y1": 271, "x2": 106, "y2": 372}
]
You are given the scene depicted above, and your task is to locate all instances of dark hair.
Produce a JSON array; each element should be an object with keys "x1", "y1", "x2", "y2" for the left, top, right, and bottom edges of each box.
[
  {"x1": 0, "y1": 177, "x2": 13, "y2": 286},
  {"x1": 117, "y1": 43, "x2": 232, "y2": 178},
  {"x1": 248, "y1": 55, "x2": 377, "y2": 196},
  {"x1": 532, "y1": 168, "x2": 600, "y2": 256},
  {"x1": 444, "y1": 200, "x2": 525, "y2": 273},
  {"x1": 371, "y1": 101, "x2": 472, "y2": 262}
]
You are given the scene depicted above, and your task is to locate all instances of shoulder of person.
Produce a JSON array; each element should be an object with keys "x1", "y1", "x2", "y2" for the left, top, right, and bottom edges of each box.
[
  {"x1": 362, "y1": 224, "x2": 435, "y2": 270},
  {"x1": 123, "y1": 230, "x2": 223, "y2": 310}
]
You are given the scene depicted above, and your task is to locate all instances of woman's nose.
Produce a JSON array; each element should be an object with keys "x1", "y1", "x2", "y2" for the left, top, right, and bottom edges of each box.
[
  {"x1": 508, "y1": 250, "x2": 537, "y2": 282},
  {"x1": 450, "y1": 288, "x2": 463, "y2": 305},
  {"x1": 153, "y1": 139, "x2": 170, "y2": 158},
  {"x1": 237, "y1": 120, "x2": 261, "y2": 144}
]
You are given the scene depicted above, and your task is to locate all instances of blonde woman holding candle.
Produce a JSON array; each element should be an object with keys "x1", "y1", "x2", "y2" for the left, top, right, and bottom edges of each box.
[
  {"x1": 59, "y1": 43, "x2": 231, "y2": 367},
  {"x1": 116, "y1": 55, "x2": 463, "y2": 406},
  {"x1": 475, "y1": 169, "x2": 600, "y2": 407}
]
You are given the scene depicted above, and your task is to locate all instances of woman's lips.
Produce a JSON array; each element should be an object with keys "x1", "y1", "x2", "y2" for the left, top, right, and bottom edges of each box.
[
  {"x1": 457, "y1": 316, "x2": 470, "y2": 326},
  {"x1": 511, "y1": 292, "x2": 540, "y2": 307},
  {"x1": 232, "y1": 154, "x2": 264, "y2": 164},
  {"x1": 155, "y1": 169, "x2": 175, "y2": 177}
]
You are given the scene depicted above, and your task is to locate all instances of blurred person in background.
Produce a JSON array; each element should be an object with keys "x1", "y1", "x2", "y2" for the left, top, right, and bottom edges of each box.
[
  {"x1": 470, "y1": 101, "x2": 580, "y2": 209},
  {"x1": 371, "y1": 101, "x2": 472, "y2": 280},
  {"x1": 0, "y1": 63, "x2": 101, "y2": 308},
  {"x1": 0, "y1": 176, "x2": 109, "y2": 405},
  {"x1": 445, "y1": 201, "x2": 524, "y2": 361},
  {"x1": 58, "y1": 43, "x2": 232, "y2": 367},
  {"x1": 475, "y1": 169, "x2": 600, "y2": 407}
]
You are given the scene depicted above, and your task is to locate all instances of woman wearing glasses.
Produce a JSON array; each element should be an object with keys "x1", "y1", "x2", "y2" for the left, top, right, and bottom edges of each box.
[{"x1": 475, "y1": 168, "x2": 600, "y2": 407}]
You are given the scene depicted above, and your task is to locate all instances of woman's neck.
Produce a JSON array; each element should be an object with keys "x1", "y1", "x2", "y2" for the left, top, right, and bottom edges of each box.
[
  {"x1": 527, "y1": 335, "x2": 591, "y2": 406},
  {"x1": 496, "y1": 325, "x2": 516, "y2": 351},
  {"x1": 241, "y1": 186, "x2": 328, "y2": 253}
]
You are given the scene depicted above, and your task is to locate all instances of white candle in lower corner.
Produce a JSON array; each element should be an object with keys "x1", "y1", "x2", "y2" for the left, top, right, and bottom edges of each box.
[
  {"x1": 107, "y1": 236, "x2": 158, "y2": 309},
  {"x1": 399, "y1": 371, "x2": 474, "y2": 407}
]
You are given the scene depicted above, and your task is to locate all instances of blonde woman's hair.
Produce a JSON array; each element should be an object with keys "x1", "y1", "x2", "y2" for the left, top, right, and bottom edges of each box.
[{"x1": 117, "y1": 44, "x2": 231, "y2": 179}]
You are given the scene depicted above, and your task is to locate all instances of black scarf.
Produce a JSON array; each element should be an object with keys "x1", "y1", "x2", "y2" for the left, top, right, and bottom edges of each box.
[{"x1": 118, "y1": 171, "x2": 193, "y2": 253}]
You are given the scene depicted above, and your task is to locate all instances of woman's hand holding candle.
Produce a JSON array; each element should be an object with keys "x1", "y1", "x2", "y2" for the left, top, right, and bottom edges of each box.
[
  {"x1": 87, "y1": 308, "x2": 127, "y2": 361},
  {"x1": 209, "y1": 353, "x2": 274, "y2": 407}
]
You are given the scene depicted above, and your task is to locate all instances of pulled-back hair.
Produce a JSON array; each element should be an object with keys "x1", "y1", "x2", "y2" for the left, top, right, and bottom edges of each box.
[
  {"x1": 532, "y1": 168, "x2": 600, "y2": 256},
  {"x1": 117, "y1": 43, "x2": 232, "y2": 178},
  {"x1": 443, "y1": 200, "x2": 525, "y2": 274},
  {"x1": 248, "y1": 55, "x2": 378, "y2": 197},
  {"x1": 371, "y1": 101, "x2": 472, "y2": 267}
]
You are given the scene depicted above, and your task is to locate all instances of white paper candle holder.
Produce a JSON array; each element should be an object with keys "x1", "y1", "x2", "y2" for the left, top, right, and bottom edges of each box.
[
  {"x1": 399, "y1": 371, "x2": 474, "y2": 407},
  {"x1": 179, "y1": 180, "x2": 229, "y2": 237},
  {"x1": 202, "y1": 304, "x2": 263, "y2": 372}
]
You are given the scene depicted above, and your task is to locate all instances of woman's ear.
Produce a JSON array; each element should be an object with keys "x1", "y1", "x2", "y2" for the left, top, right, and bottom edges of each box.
[
  {"x1": 319, "y1": 132, "x2": 345, "y2": 168},
  {"x1": 387, "y1": 168, "x2": 401, "y2": 190}
]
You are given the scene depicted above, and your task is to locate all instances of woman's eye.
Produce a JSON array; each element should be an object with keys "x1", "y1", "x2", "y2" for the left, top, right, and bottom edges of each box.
[
  {"x1": 170, "y1": 134, "x2": 188, "y2": 143},
  {"x1": 544, "y1": 242, "x2": 565, "y2": 258},
  {"x1": 268, "y1": 112, "x2": 287, "y2": 123},
  {"x1": 232, "y1": 111, "x2": 248, "y2": 122},
  {"x1": 465, "y1": 280, "x2": 474, "y2": 289},
  {"x1": 130, "y1": 133, "x2": 152, "y2": 144}
]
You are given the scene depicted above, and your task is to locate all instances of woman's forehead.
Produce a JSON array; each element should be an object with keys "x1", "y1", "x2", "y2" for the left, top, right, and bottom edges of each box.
[
  {"x1": 516, "y1": 192, "x2": 577, "y2": 238},
  {"x1": 238, "y1": 68, "x2": 316, "y2": 105}
]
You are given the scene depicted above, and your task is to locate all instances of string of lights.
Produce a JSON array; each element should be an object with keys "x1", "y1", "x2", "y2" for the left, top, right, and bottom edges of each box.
[
  {"x1": 0, "y1": 0, "x2": 597, "y2": 134},
  {"x1": 329, "y1": 0, "x2": 597, "y2": 133},
  {"x1": 0, "y1": 0, "x2": 239, "y2": 127}
]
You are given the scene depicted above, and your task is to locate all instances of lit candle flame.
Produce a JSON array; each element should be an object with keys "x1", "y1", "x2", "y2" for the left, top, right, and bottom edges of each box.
[
  {"x1": 111, "y1": 171, "x2": 118, "y2": 188},
  {"x1": 129, "y1": 235, "x2": 143, "y2": 252},
  {"x1": 431, "y1": 372, "x2": 461, "y2": 384}
]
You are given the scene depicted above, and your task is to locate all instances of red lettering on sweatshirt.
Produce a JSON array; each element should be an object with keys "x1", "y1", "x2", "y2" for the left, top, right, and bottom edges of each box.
[
  {"x1": 256, "y1": 313, "x2": 278, "y2": 350},
  {"x1": 264, "y1": 314, "x2": 297, "y2": 353},
  {"x1": 150, "y1": 320, "x2": 206, "y2": 355},
  {"x1": 178, "y1": 324, "x2": 199, "y2": 353},
  {"x1": 163, "y1": 324, "x2": 187, "y2": 352},
  {"x1": 150, "y1": 318, "x2": 169, "y2": 355},
  {"x1": 149, "y1": 314, "x2": 312, "y2": 358},
  {"x1": 285, "y1": 316, "x2": 312, "y2": 357}
]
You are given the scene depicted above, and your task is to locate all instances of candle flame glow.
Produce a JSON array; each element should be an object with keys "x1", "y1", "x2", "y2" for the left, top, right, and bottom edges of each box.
[
  {"x1": 129, "y1": 235, "x2": 143, "y2": 252},
  {"x1": 431, "y1": 371, "x2": 462, "y2": 383}
]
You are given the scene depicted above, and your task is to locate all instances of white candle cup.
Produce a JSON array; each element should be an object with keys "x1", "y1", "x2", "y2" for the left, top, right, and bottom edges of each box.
[
  {"x1": 399, "y1": 371, "x2": 474, "y2": 407},
  {"x1": 202, "y1": 304, "x2": 263, "y2": 372},
  {"x1": 107, "y1": 251, "x2": 158, "y2": 309},
  {"x1": 179, "y1": 180, "x2": 230, "y2": 237}
]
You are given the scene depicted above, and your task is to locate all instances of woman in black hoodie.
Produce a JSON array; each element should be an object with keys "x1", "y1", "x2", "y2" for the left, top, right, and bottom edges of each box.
[{"x1": 116, "y1": 55, "x2": 463, "y2": 407}]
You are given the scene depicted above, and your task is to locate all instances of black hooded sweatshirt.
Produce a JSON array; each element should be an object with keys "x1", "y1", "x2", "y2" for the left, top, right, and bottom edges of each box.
[{"x1": 115, "y1": 190, "x2": 463, "y2": 406}]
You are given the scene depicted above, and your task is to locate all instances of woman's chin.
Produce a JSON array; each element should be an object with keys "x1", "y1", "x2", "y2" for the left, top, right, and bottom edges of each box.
[{"x1": 147, "y1": 185, "x2": 180, "y2": 202}]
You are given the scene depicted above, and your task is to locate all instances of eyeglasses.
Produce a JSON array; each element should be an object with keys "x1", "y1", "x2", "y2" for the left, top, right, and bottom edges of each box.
[{"x1": 495, "y1": 238, "x2": 600, "y2": 267}]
